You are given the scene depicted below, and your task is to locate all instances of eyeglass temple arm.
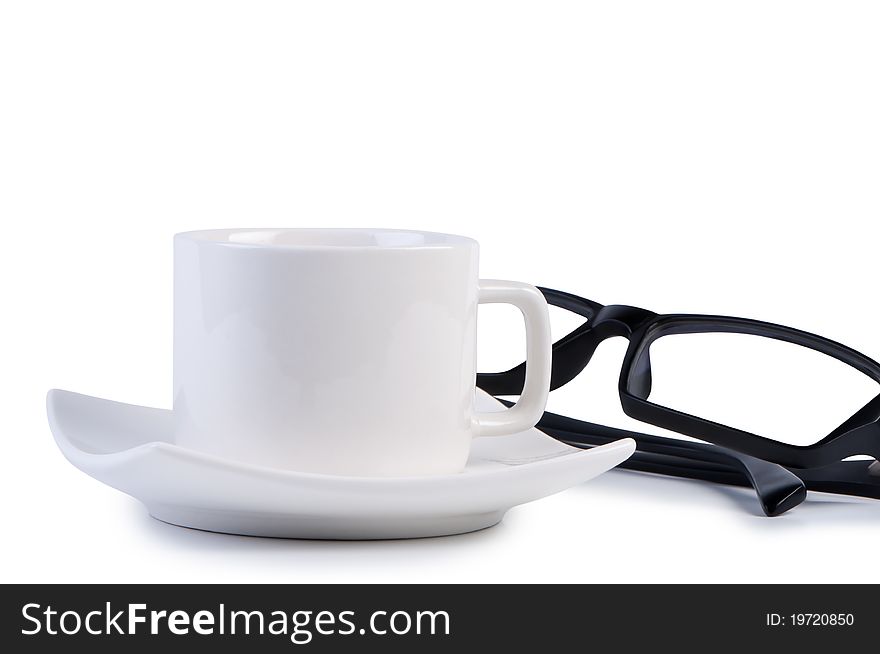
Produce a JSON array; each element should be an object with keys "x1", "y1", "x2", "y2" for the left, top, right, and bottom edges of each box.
[
  {"x1": 530, "y1": 404, "x2": 807, "y2": 517},
  {"x1": 539, "y1": 408, "x2": 880, "y2": 504}
]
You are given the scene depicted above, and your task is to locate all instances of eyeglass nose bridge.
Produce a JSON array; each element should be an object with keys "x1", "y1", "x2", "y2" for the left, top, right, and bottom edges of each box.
[{"x1": 591, "y1": 305, "x2": 657, "y2": 339}]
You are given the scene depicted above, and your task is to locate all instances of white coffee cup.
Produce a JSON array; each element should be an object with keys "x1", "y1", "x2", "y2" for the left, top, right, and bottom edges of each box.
[{"x1": 173, "y1": 228, "x2": 552, "y2": 476}]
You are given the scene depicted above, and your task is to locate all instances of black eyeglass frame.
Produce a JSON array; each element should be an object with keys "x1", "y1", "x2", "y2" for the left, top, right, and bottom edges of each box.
[{"x1": 478, "y1": 288, "x2": 880, "y2": 470}]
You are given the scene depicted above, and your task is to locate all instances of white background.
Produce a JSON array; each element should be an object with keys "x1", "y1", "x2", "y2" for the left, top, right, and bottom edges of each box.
[{"x1": 2, "y1": 1, "x2": 879, "y2": 583}]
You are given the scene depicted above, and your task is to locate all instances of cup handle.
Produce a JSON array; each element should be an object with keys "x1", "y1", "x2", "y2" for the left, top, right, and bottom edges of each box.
[{"x1": 473, "y1": 279, "x2": 552, "y2": 437}]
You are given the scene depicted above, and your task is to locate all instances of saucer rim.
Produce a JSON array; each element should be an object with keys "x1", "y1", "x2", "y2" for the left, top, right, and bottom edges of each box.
[{"x1": 47, "y1": 388, "x2": 637, "y2": 486}]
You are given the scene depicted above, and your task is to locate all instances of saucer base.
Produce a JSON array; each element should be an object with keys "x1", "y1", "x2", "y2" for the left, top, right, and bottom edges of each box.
[
  {"x1": 148, "y1": 504, "x2": 505, "y2": 540},
  {"x1": 48, "y1": 388, "x2": 635, "y2": 541}
]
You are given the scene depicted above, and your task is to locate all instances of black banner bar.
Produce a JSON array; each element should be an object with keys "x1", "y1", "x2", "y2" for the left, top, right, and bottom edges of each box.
[{"x1": 2, "y1": 584, "x2": 875, "y2": 651}]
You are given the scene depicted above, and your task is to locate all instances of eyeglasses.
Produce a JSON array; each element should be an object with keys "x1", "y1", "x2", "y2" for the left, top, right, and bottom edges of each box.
[{"x1": 477, "y1": 287, "x2": 880, "y2": 516}]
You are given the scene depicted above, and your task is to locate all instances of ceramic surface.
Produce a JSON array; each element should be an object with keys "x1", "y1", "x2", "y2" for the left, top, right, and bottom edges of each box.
[
  {"x1": 173, "y1": 228, "x2": 553, "y2": 476},
  {"x1": 47, "y1": 388, "x2": 635, "y2": 539}
]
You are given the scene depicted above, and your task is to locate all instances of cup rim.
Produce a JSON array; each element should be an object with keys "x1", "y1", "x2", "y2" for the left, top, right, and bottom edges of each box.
[{"x1": 175, "y1": 228, "x2": 478, "y2": 251}]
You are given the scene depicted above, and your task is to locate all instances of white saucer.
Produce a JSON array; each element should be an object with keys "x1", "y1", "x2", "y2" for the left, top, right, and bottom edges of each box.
[{"x1": 47, "y1": 388, "x2": 635, "y2": 539}]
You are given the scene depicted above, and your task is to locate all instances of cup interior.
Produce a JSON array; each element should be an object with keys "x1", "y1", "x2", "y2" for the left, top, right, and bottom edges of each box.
[{"x1": 177, "y1": 228, "x2": 475, "y2": 250}]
